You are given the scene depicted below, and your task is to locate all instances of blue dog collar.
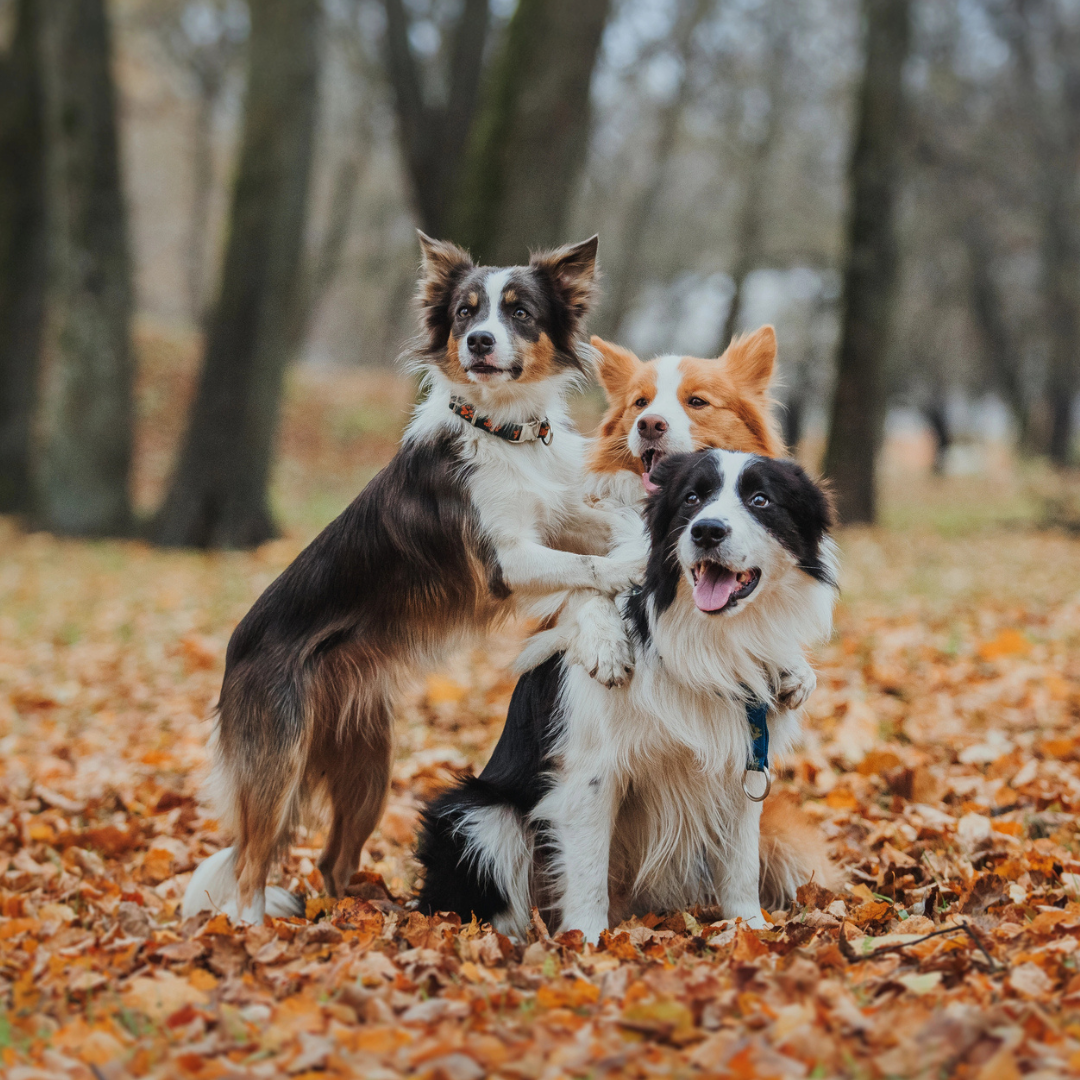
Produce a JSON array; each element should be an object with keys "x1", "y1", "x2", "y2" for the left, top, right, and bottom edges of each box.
[{"x1": 744, "y1": 699, "x2": 772, "y2": 802}]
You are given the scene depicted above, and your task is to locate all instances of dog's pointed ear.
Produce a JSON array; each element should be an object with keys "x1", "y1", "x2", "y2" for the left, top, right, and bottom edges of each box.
[
  {"x1": 416, "y1": 232, "x2": 474, "y2": 340},
  {"x1": 591, "y1": 336, "x2": 640, "y2": 397},
  {"x1": 417, "y1": 231, "x2": 473, "y2": 302},
  {"x1": 720, "y1": 325, "x2": 776, "y2": 396},
  {"x1": 531, "y1": 235, "x2": 599, "y2": 325}
]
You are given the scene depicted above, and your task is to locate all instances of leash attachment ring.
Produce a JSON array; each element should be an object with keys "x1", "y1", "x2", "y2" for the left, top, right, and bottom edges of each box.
[{"x1": 743, "y1": 767, "x2": 772, "y2": 802}]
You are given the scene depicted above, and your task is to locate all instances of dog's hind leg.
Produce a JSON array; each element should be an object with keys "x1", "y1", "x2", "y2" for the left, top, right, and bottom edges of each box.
[
  {"x1": 315, "y1": 696, "x2": 394, "y2": 898},
  {"x1": 205, "y1": 669, "x2": 310, "y2": 922},
  {"x1": 230, "y1": 742, "x2": 307, "y2": 921}
]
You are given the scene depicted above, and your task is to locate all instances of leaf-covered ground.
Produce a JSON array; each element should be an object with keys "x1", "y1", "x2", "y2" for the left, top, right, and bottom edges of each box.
[{"x1": 4, "y1": 356, "x2": 1080, "y2": 1079}]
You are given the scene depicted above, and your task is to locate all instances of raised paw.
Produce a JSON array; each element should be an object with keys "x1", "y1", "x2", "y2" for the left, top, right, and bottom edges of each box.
[
  {"x1": 591, "y1": 554, "x2": 643, "y2": 597},
  {"x1": 568, "y1": 594, "x2": 635, "y2": 688},
  {"x1": 775, "y1": 663, "x2": 817, "y2": 711}
]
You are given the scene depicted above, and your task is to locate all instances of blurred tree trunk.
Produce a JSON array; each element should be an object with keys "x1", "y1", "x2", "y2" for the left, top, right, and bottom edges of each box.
[
  {"x1": 383, "y1": 0, "x2": 490, "y2": 237},
  {"x1": 187, "y1": 86, "x2": 217, "y2": 324},
  {"x1": 153, "y1": 0, "x2": 322, "y2": 549},
  {"x1": 962, "y1": 216, "x2": 1034, "y2": 451},
  {"x1": 921, "y1": 397, "x2": 951, "y2": 476},
  {"x1": 598, "y1": 0, "x2": 708, "y2": 340},
  {"x1": 1043, "y1": 54, "x2": 1080, "y2": 466},
  {"x1": 822, "y1": 0, "x2": 911, "y2": 524},
  {"x1": 993, "y1": 0, "x2": 1080, "y2": 465},
  {"x1": 450, "y1": 0, "x2": 611, "y2": 264},
  {"x1": 718, "y1": 7, "x2": 790, "y2": 350},
  {"x1": 0, "y1": 0, "x2": 47, "y2": 514},
  {"x1": 36, "y1": 0, "x2": 134, "y2": 536}
]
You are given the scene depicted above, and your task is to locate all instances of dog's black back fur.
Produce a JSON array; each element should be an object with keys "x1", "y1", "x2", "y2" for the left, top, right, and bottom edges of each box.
[{"x1": 416, "y1": 654, "x2": 565, "y2": 920}]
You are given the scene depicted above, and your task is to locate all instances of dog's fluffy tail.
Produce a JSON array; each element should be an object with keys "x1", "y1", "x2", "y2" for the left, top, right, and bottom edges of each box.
[
  {"x1": 182, "y1": 847, "x2": 304, "y2": 921},
  {"x1": 758, "y1": 792, "x2": 840, "y2": 912}
]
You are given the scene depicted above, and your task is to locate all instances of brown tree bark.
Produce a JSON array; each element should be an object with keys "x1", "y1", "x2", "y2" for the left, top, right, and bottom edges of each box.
[
  {"x1": 450, "y1": 0, "x2": 612, "y2": 265},
  {"x1": 0, "y1": 0, "x2": 48, "y2": 514},
  {"x1": 153, "y1": 0, "x2": 322, "y2": 549},
  {"x1": 382, "y1": 0, "x2": 490, "y2": 237},
  {"x1": 36, "y1": 0, "x2": 134, "y2": 536},
  {"x1": 822, "y1": 0, "x2": 911, "y2": 524}
]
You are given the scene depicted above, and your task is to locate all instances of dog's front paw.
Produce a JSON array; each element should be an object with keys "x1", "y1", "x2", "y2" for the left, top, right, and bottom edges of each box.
[
  {"x1": 568, "y1": 595, "x2": 634, "y2": 688},
  {"x1": 738, "y1": 910, "x2": 768, "y2": 931},
  {"x1": 559, "y1": 913, "x2": 608, "y2": 946},
  {"x1": 775, "y1": 663, "x2": 816, "y2": 711},
  {"x1": 591, "y1": 554, "x2": 643, "y2": 597}
]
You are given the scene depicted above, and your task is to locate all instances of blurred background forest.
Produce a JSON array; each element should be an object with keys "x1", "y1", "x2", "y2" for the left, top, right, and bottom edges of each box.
[{"x1": 1, "y1": 0, "x2": 1079, "y2": 546}]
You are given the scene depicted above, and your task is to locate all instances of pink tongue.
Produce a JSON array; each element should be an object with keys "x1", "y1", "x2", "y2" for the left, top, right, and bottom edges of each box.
[
  {"x1": 642, "y1": 471, "x2": 659, "y2": 494},
  {"x1": 693, "y1": 565, "x2": 739, "y2": 612}
]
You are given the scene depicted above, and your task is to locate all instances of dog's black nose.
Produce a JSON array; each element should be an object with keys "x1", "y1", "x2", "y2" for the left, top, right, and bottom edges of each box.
[
  {"x1": 637, "y1": 414, "x2": 668, "y2": 440},
  {"x1": 690, "y1": 519, "x2": 730, "y2": 547},
  {"x1": 467, "y1": 331, "x2": 496, "y2": 356}
]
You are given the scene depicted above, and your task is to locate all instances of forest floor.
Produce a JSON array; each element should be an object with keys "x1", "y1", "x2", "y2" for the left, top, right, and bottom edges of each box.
[{"x1": 4, "y1": 343, "x2": 1080, "y2": 1079}]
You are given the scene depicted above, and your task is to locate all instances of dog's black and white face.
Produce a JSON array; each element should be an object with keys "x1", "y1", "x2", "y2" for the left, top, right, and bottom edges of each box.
[
  {"x1": 641, "y1": 450, "x2": 835, "y2": 619},
  {"x1": 414, "y1": 233, "x2": 599, "y2": 388}
]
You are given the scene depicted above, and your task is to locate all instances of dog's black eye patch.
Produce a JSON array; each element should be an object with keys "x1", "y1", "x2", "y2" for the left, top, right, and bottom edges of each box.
[{"x1": 738, "y1": 459, "x2": 834, "y2": 583}]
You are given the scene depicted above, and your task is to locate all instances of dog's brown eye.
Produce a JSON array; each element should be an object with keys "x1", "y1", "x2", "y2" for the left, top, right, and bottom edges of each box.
[
  {"x1": 634, "y1": 397, "x2": 649, "y2": 408},
  {"x1": 749, "y1": 493, "x2": 768, "y2": 508},
  {"x1": 513, "y1": 307, "x2": 529, "y2": 320},
  {"x1": 687, "y1": 396, "x2": 708, "y2": 408},
  {"x1": 457, "y1": 306, "x2": 470, "y2": 319},
  {"x1": 685, "y1": 492, "x2": 700, "y2": 505}
]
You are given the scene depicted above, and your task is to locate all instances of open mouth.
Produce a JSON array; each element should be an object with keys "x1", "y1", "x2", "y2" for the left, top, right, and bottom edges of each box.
[
  {"x1": 640, "y1": 448, "x2": 664, "y2": 492},
  {"x1": 689, "y1": 562, "x2": 760, "y2": 613}
]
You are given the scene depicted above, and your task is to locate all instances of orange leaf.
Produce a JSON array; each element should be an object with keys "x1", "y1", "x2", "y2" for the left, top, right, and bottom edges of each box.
[
  {"x1": 992, "y1": 820, "x2": 1024, "y2": 837},
  {"x1": 978, "y1": 629, "x2": 1030, "y2": 661},
  {"x1": 598, "y1": 929, "x2": 639, "y2": 960},
  {"x1": 857, "y1": 749, "x2": 902, "y2": 776},
  {"x1": 200, "y1": 913, "x2": 234, "y2": 936},
  {"x1": 537, "y1": 978, "x2": 599, "y2": 1009},
  {"x1": 731, "y1": 927, "x2": 769, "y2": 961},
  {"x1": 825, "y1": 787, "x2": 859, "y2": 810}
]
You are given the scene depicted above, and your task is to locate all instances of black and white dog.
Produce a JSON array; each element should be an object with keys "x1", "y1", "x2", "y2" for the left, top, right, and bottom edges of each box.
[
  {"x1": 183, "y1": 234, "x2": 639, "y2": 924},
  {"x1": 417, "y1": 449, "x2": 838, "y2": 941}
]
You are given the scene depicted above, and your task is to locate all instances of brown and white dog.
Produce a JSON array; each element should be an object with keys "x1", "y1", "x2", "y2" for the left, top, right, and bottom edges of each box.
[{"x1": 182, "y1": 234, "x2": 639, "y2": 923}]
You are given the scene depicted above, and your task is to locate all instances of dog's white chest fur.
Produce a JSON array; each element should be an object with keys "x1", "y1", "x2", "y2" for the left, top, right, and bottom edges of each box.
[{"x1": 461, "y1": 423, "x2": 588, "y2": 545}]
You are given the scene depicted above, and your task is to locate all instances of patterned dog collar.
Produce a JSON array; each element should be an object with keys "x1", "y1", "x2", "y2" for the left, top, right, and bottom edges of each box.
[{"x1": 449, "y1": 395, "x2": 553, "y2": 445}]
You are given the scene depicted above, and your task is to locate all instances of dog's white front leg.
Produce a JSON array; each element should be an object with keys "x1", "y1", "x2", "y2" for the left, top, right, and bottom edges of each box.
[
  {"x1": 541, "y1": 769, "x2": 619, "y2": 944},
  {"x1": 498, "y1": 540, "x2": 638, "y2": 596},
  {"x1": 718, "y1": 795, "x2": 766, "y2": 929},
  {"x1": 565, "y1": 591, "x2": 634, "y2": 688}
]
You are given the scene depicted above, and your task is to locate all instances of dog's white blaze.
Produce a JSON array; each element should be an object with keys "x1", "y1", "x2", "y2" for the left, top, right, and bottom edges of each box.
[
  {"x1": 678, "y1": 450, "x2": 773, "y2": 585},
  {"x1": 627, "y1": 354, "x2": 694, "y2": 460},
  {"x1": 457, "y1": 267, "x2": 514, "y2": 375}
]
